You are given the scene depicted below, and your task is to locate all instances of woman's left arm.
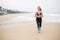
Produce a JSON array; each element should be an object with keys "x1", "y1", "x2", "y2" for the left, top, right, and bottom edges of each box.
[{"x1": 40, "y1": 11, "x2": 43, "y2": 17}]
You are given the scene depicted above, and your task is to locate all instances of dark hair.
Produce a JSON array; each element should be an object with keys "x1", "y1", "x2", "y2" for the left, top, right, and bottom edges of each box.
[{"x1": 40, "y1": 8, "x2": 42, "y2": 11}]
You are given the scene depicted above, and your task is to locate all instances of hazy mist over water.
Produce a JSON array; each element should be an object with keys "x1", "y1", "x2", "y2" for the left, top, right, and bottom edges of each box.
[{"x1": 0, "y1": 0, "x2": 60, "y2": 13}]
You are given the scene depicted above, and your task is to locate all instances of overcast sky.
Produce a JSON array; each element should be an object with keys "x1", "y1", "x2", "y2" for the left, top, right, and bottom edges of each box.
[{"x1": 0, "y1": 0, "x2": 60, "y2": 12}]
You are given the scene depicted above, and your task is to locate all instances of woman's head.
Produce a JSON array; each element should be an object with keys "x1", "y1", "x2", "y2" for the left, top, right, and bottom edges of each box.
[{"x1": 37, "y1": 6, "x2": 42, "y2": 11}]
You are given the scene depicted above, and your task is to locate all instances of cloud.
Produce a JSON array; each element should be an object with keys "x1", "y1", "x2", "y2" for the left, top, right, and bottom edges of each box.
[
  {"x1": 1, "y1": 0, "x2": 60, "y2": 12},
  {"x1": 1, "y1": 0, "x2": 40, "y2": 11}
]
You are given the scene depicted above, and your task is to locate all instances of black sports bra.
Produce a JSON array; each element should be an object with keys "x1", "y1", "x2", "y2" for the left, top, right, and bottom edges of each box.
[{"x1": 36, "y1": 12, "x2": 42, "y2": 16}]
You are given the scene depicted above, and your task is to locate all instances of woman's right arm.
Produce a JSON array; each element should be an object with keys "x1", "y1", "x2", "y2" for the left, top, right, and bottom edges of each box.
[{"x1": 35, "y1": 12, "x2": 40, "y2": 18}]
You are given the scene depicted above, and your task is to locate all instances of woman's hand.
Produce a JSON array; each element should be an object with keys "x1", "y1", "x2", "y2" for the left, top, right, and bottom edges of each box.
[
  {"x1": 37, "y1": 15, "x2": 43, "y2": 18},
  {"x1": 35, "y1": 15, "x2": 41, "y2": 18}
]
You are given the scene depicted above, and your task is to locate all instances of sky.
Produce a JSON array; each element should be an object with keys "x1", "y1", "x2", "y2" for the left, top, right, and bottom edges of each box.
[{"x1": 0, "y1": 0, "x2": 60, "y2": 12}]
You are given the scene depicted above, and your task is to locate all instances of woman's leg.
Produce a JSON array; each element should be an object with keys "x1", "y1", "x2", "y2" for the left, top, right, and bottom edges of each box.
[
  {"x1": 40, "y1": 22, "x2": 42, "y2": 27},
  {"x1": 37, "y1": 22, "x2": 40, "y2": 32},
  {"x1": 36, "y1": 19, "x2": 40, "y2": 32},
  {"x1": 38, "y1": 22, "x2": 42, "y2": 32},
  {"x1": 39, "y1": 18, "x2": 42, "y2": 32}
]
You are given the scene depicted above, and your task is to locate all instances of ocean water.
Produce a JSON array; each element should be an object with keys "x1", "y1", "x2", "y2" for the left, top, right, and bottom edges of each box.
[
  {"x1": 0, "y1": 13, "x2": 60, "y2": 25},
  {"x1": 25, "y1": 13, "x2": 60, "y2": 22},
  {"x1": 0, "y1": 13, "x2": 60, "y2": 28},
  {"x1": 4, "y1": 13, "x2": 60, "y2": 23},
  {"x1": 43, "y1": 13, "x2": 60, "y2": 22}
]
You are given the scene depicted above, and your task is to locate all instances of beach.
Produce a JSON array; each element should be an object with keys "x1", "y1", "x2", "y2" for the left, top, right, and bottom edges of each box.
[{"x1": 0, "y1": 13, "x2": 60, "y2": 40}]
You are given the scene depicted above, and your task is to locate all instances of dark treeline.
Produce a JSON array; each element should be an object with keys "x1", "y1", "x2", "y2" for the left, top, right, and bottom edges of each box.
[
  {"x1": 0, "y1": 6, "x2": 20, "y2": 13},
  {"x1": 0, "y1": 6, "x2": 32, "y2": 15}
]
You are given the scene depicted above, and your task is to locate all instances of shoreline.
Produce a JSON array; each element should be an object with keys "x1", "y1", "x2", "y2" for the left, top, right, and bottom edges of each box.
[{"x1": 0, "y1": 13, "x2": 60, "y2": 24}]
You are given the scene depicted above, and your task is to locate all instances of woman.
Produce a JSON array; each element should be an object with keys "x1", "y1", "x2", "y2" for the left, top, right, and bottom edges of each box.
[{"x1": 35, "y1": 6, "x2": 43, "y2": 33}]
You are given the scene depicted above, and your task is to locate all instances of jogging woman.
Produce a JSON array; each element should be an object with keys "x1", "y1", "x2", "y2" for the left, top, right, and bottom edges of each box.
[{"x1": 35, "y1": 6, "x2": 43, "y2": 33}]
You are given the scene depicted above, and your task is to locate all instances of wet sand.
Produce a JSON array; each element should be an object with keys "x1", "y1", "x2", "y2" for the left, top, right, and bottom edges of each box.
[
  {"x1": 0, "y1": 14, "x2": 60, "y2": 40},
  {"x1": 0, "y1": 14, "x2": 24, "y2": 24}
]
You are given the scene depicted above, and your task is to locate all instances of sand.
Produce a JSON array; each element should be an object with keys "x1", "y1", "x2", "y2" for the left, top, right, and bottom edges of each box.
[
  {"x1": 0, "y1": 22, "x2": 60, "y2": 40},
  {"x1": 0, "y1": 14, "x2": 60, "y2": 40},
  {"x1": 0, "y1": 13, "x2": 24, "y2": 23}
]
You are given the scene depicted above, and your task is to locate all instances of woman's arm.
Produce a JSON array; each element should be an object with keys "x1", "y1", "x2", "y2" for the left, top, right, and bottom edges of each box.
[
  {"x1": 41, "y1": 11, "x2": 43, "y2": 17},
  {"x1": 39, "y1": 11, "x2": 43, "y2": 18},
  {"x1": 35, "y1": 12, "x2": 40, "y2": 17},
  {"x1": 35, "y1": 12, "x2": 43, "y2": 18}
]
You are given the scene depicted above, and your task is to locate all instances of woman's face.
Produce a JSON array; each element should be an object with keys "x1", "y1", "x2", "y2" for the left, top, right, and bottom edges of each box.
[{"x1": 37, "y1": 7, "x2": 40, "y2": 11}]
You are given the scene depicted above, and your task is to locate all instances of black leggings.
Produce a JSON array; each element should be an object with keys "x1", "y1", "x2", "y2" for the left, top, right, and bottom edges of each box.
[{"x1": 36, "y1": 18, "x2": 42, "y2": 27}]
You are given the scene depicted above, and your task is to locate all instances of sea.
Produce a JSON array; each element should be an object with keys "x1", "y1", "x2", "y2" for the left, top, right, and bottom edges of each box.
[
  {"x1": 2, "y1": 12, "x2": 60, "y2": 24},
  {"x1": 0, "y1": 12, "x2": 60, "y2": 28}
]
